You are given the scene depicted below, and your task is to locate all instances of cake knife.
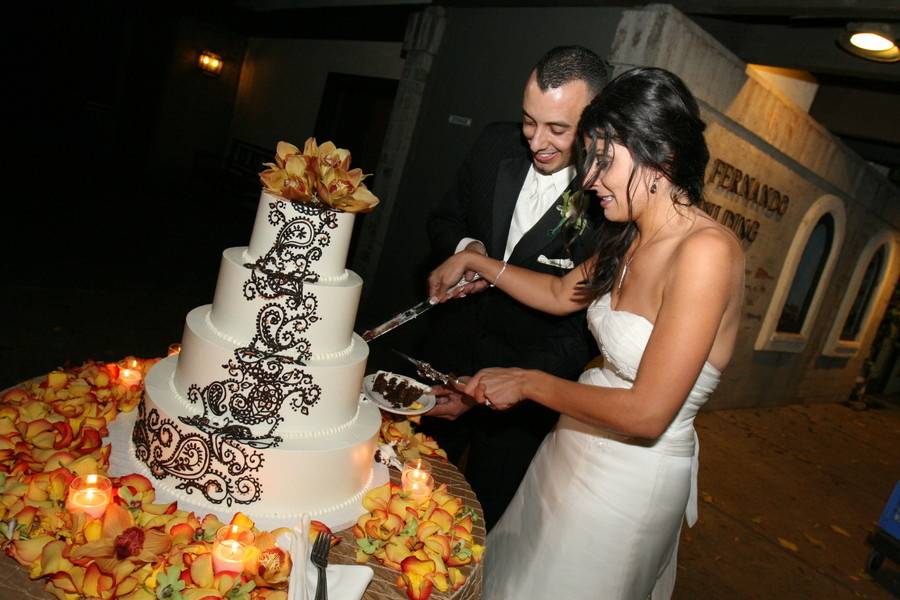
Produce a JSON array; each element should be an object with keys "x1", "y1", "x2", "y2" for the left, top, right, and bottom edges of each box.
[
  {"x1": 361, "y1": 274, "x2": 482, "y2": 342},
  {"x1": 393, "y1": 350, "x2": 492, "y2": 407}
]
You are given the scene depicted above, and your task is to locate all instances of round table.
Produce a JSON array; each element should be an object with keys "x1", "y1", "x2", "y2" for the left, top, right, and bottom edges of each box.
[{"x1": 0, "y1": 377, "x2": 485, "y2": 600}]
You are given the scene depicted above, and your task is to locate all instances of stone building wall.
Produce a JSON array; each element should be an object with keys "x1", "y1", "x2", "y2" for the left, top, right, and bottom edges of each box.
[{"x1": 611, "y1": 5, "x2": 900, "y2": 409}]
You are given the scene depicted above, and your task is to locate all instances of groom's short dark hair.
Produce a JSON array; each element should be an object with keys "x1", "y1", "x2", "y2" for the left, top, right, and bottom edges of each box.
[{"x1": 534, "y1": 46, "x2": 609, "y2": 97}]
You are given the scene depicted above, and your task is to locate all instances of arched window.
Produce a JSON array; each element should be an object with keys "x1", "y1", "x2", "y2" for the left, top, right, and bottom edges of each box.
[
  {"x1": 777, "y1": 214, "x2": 834, "y2": 334},
  {"x1": 822, "y1": 231, "x2": 898, "y2": 358},
  {"x1": 755, "y1": 195, "x2": 846, "y2": 353}
]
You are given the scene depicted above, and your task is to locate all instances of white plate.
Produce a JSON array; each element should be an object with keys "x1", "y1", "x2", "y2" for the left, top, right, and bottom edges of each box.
[{"x1": 363, "y1": 372, "x2": 436, "y2": 415}]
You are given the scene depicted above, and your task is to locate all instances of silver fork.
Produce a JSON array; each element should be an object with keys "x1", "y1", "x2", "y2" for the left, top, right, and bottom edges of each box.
[{"x1": 310, "y1": 531, "x2": 331, "y2": 600}]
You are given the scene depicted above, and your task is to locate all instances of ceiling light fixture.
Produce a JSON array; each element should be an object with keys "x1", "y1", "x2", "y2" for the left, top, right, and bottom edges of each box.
[
  {"x1": 839, "y1": 23, "x2": 899, "y2": 63},
  {"x1": 198, "y1": 51, "x2": 224, "y2": 76}
]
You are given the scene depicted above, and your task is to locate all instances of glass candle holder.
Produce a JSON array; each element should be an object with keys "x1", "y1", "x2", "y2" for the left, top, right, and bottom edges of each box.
[
  {"x1": 402, "y1": 459, "x2": 434, "y2": 503},
  {"x1": 213, "y1": 525, "x2": 255, "y2": 574},
  {"x1": 67, "y1": 474, "x2": 112, "y2": 519},
  {"x1": 401, "y1": 458, "x2": 431, "y2": 486},
  {"x1": 119, "y1": 367, "x2": 142, "y2": 387}
]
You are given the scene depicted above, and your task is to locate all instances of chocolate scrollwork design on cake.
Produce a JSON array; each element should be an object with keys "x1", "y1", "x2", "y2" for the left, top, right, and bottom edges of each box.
[
  {"x1": 181, "y1": 199, "x2": 335, "y2": 453},
  {"x1": 133, "y1": 402, "x2": 264, "y2": 506}
]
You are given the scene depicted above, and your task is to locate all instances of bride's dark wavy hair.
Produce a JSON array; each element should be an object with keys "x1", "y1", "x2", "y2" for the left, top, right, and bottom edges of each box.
[{"x1": 571, "y1": 67, "x2": 709, "y2": 297}]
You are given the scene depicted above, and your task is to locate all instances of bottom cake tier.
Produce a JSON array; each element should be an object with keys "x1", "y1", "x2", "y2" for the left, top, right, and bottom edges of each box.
[{"x1": 113, "y1": 356, "x2": 384, "y2": 530}]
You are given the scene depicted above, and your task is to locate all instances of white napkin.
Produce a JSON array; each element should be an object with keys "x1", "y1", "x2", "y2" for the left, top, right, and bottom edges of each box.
[
  {"x1": 280, "y1": 517, "x2": 374, "y2": 600},
  {"x1": 287, "y1": 514, "x2": 310, "y2": 600},
  {"x1": 304, "y1": 561, "x2": 374, "y2": 600}
]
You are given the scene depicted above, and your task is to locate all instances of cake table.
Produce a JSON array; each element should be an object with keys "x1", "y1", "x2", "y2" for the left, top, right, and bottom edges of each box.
[{"x1": 0, "y1": 377, "x2": 485, "y2": 600}]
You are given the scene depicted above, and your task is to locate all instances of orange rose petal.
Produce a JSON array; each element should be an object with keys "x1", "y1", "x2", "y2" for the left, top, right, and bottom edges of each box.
[
  {"x1": 9, "y1": 535, "x2": 54, "y2": 566},
  {"x1": 82, "y1": 563, "x2": 115, "y2": 598},
  {"x1": 448, "y1": 567, "x2": 466, "y2": 590},
  {"x1": 428, "y1": 508, "x2": 453, "y2": 533},
  {"x1": 47, "y1": 567, "x2": 84, "y2": 595},
  {"x1": 168, "y1": 521, "x2": 196, "y2": 546},
  {"x1": 416, "y1": 521, "x2": 440, "y2": 542},
  {"x1": 400, "y1": 556, "x2": 436, "y2": 600},
  {"x1": 190, "y1": 552, "x2": 215, "y2": 589},
  {"x1": 425, "y1": 535, "x2": 452, "y2": 563},
  {"x1": 29, "y1": 539, "x2": 72, "y2": 579}
]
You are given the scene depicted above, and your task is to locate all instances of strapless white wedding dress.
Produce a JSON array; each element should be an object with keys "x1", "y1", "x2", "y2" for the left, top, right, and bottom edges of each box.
[{"x1": 484, "y1": 293, "x2": 721, "y2": 600}]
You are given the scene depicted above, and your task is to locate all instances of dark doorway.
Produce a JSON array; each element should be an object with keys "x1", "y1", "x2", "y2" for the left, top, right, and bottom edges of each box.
[{"x1": 314, "y1": 72, "x2": 398, "y2": 266}]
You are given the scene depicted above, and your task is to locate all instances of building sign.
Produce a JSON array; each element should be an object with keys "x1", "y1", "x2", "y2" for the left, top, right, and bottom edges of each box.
[{"x1": 702, "y1": 158, "x2": 791, "y2": 243}]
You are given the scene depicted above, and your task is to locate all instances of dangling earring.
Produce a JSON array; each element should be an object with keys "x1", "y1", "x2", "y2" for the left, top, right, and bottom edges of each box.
[{"x1": 650, "y1": 181, "x2": 657, "y2": 194}]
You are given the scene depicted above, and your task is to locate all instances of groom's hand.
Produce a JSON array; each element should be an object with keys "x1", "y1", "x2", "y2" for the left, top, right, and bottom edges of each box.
[
  {"x1": 466, "y1": 368, "x2": 528, "y2": 410},
  {"x1": 428, "y1": 251, "x2": 490, "y2": 303},
  {"x1": 426, "y1": 381, "x2": 475, "y2": 420},
  {"x1": 460, "y1": 242, "x2": 491, "y2": 296}
]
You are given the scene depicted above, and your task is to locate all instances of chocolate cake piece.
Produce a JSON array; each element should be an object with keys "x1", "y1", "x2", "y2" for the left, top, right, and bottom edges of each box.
[{"x1": 373, "y1": 372, "x2": 424, "y2": 407}]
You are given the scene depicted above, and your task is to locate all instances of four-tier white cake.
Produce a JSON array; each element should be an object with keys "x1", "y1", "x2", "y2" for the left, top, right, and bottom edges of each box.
[{"x1": 126, "y1": 190, "x2": 383, "y2": 528}]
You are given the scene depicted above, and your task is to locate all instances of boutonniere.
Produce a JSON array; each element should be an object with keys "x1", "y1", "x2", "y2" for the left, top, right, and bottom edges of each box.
[{"x1": 549, "y1": 188, "x2": 587, "y2": 239}]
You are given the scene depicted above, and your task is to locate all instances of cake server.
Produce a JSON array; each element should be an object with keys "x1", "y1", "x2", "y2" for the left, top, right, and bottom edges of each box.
[
  {"x1": 392, "y1": 350, "x2": 466, "y2": 388},
  {"x1": 393, "y1": 350, "x2": 492, "y2": 407},
  {"x1": 361, "y1": 274, "x2": 482, "y2": 342}
]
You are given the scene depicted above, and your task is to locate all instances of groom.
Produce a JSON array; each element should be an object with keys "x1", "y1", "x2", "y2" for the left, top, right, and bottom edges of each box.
[{"x1": 422, "y1": 46, "x2": 609, "y2": 529}]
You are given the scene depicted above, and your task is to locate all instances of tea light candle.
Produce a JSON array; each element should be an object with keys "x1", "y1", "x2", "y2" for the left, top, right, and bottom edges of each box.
[
  {"x1": 405, "y1": 473, "x2": 434, "y2": 503},
  {"x1": 167, "y1": 343, "x2": 182, "y2": 356},
  {"x1": 67, "y1": 474, "x2": 112, "y2": 519},
  {"x1": 402, "y1": 459, "x2": 431, "y2": 486},
  {"x1": 213, "y1": 525, "x2": 254, "y2": 574},
  {"x1": 119, "y1": 368, "x2": 142, "y2": 387},
  {"x1": 402, "y1": 459, "x2": 433, "y2": 502}
]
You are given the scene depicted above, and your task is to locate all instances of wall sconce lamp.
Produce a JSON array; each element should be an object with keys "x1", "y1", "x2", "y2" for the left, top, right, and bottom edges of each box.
[
  {"x1": 839, "y1": 23, "x2": 898, "y2": 63},
  {"x1": 198, "y1": 51, "x2": 224, "y2": 76}
]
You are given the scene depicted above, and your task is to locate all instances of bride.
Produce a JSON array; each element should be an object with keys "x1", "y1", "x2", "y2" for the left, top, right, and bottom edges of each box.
[{"x1": 427, "y1": 67, "x2": 744, "y2": 599}]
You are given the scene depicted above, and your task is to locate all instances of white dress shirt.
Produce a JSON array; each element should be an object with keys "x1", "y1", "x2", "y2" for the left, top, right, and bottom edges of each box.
[{"x1": 455, "y1": 164, "x2": 575, "y2": 260}]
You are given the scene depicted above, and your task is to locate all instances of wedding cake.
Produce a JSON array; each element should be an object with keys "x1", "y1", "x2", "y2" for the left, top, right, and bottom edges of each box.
[{"x1": 126, "y1": 140, "x2": 383, "y2": 527}]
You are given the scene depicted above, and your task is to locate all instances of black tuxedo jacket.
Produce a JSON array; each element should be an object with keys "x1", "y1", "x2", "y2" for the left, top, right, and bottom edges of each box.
[{"x1": 426, "y1": 122, "x2": 597, "y2": 383}]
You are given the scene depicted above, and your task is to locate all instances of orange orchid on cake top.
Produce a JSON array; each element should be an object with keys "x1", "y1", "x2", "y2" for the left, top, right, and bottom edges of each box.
[{"x1": 259, "y1": 138, "x2": 380, "y2": 213}]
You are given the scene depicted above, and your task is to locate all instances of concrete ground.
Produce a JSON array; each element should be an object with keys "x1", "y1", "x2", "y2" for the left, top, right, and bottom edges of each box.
[{"x1": 676, "y1": 398, "x2": 900, "y2": 599}]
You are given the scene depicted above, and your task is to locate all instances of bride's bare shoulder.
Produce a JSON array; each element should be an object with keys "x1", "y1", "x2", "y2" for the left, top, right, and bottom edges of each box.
[{"x1": 675, "y1": 213, "x2": 744, "y2": 273}]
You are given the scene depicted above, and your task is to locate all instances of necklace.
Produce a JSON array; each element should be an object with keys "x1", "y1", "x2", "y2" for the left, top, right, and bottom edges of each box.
[{"x1": 616, "y1": 220, "x2": 668, "y2": 291}]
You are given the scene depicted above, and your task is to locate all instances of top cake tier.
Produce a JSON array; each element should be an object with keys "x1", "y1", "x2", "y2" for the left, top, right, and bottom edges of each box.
[{"x1": 246, "y1": 191, "x2": 355, "y2": 281}]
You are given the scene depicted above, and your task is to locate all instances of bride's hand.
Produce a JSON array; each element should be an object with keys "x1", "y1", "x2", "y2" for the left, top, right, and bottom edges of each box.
[
  {"x1": 465, "y1": 368, "x2": 529, "y2": 410},
  {"x1": 427, "y1": 250, "x2": 489, "y2": 303}
]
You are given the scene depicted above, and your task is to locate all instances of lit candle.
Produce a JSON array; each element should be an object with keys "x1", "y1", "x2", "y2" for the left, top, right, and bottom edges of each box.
[
  {"x1": 67, "y1": 474, "x2": 112, "y2": 519},
  {"x1": 402, "y1": 459, "x2": 433, "y2": 503},
  {"x1": 405, "y1": 473, "x2": 434, "y2": 503},
  {"x1": 167, "y1": 343, "x2": 182, "y2": 356},
  {"x1": 402, "y1": 459, "x2": 431, "y2": 486},
  {"x1": 119, "y1": 368, "x2": 142, "y2": 387},
  {"x1": 212, "y1": 525, "x2": 254, "y2": 574}
]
